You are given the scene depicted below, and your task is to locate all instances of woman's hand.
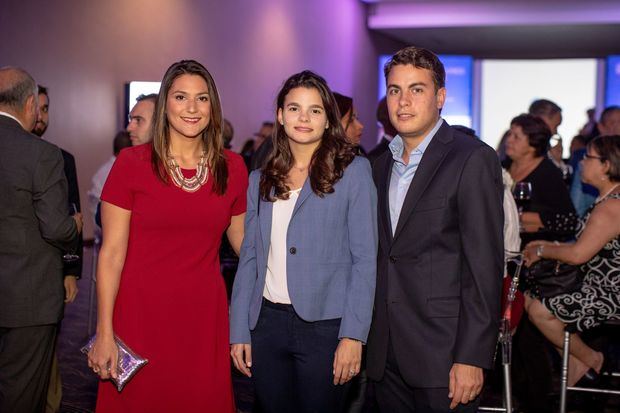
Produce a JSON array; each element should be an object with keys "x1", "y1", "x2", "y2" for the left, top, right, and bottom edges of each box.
[
  {"x1": 523, "y1": 240, "x2": 553, "y2": 266},
  {"x1": 520, "y1": 212, "x2": 544, "y2": 233},
  {"x1": 88, "y1": 334, "x2": 119, "y2": 380},
  {"x1": 333, "y1": 338, "x2": 362, "y2": 385},
  {"x1": 231, "y1": 343, "x2": 252, "y2": 377}
]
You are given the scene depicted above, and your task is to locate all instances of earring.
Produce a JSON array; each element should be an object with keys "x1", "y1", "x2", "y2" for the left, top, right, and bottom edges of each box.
[{"x1": 325, "y1": 123, "x2": 329, "y2": 129}]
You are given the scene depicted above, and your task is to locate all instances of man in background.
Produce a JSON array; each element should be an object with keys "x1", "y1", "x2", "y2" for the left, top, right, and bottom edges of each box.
[
  {"x1": 32, "y1": 85, "x2": 83, "y2": 412},
  {"x1": 127, "y1": 93, "x2": 157, "y2": 146},
  {"x1": 88, "y1": 131, "x2": 132, "y2": 224},
  {"x1": 0, "y1": 67, "x2": 82, "y2": 413},
  {"x1": 367, "y1": 96, "x2": 398, "y2": 163},
  {"x1": 529, "y1": 99, "x2": 571, "y2": 180}
]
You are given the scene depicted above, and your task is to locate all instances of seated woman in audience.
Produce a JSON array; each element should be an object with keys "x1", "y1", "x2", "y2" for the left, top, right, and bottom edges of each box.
[
  {"x1": 333, "y1": 92, "x2": 366, "y2": 155},
  {"x1": 88, "y1": 60, "x2": 247, "y2": 412},
  {"x1": 230, "y1": 71, "x2": 377, "y2": 413},
  {"x1": 523, "y1": 135, "x2": 620, "y2": 386},
  {"x1": 504, "y1": 113, "x2": 577, "y2": 245}
]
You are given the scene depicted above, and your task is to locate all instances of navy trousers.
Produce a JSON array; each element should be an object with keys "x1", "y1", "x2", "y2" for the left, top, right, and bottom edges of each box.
[{"x1": 251, "y1": 300, "x2": 349, "y2": 413}]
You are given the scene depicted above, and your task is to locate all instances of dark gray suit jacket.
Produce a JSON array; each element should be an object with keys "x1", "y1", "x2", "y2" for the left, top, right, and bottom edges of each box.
[
  {"x1": 0, "y1": 115, "x2": 78, "y2": 327},
  {"x1": 367, "y1": 122, "x2": 504, "y2": 388}
]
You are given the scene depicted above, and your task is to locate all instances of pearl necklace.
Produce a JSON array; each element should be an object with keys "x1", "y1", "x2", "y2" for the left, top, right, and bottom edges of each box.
[
  {"x1": 596, "y1": 183, "x2": 620, "y2": 204},
  {"x1": 166, "y1": 153, "x2": 209, "y2": 193}
]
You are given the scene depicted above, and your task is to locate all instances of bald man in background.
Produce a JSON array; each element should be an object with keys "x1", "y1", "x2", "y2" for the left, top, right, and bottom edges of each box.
[{"x1": 0, "y1": 67, "x2": 81, "y2": 412}]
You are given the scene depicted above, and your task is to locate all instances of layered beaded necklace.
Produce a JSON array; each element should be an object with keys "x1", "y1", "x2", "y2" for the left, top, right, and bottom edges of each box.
[{"x1": 166, "y1": 152, "x2": 209, "y2": 193}]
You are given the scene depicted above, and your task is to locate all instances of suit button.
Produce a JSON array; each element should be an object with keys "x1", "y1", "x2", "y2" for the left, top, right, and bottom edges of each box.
[
  {"x1": 289, "y1": 247, "x2": 297, "y2": 255},
  {"x1": 389, "y1": 256, "x2": 397, "y2": 263}
]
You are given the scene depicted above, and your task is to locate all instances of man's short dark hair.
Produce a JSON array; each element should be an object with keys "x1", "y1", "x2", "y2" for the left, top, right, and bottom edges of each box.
[
  {"x1": 511, "y1": 113, "x2": 552, "y2": 157},
  {"x1": 384, "y1": 46, "x2": 445, "y2": 91},
  {"x1": 600, "y1": 105, "x2": 620, "y2": 125},
  {"x1": 113, "y1": 131, "x2": 132, "y2": 156},
  {"x1": 528, "y1": 99, "x2": 562, "y2": 117},
  {"x1": 38, "y1": 84, "x2": 48, "y2": 98},
  {"x1": 0, "y1": 67, "x2": 37, "y2": 111},
  {"x1": 136, "y1": 93, "x2": 158, "y2": 105}
]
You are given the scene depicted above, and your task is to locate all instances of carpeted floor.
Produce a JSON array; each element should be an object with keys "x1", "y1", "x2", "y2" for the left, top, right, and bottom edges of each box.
[{"x1": 56, "y1": 246, "x2": 620, "y2": 413}]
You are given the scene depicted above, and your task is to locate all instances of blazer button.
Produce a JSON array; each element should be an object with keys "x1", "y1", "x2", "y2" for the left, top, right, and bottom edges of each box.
[
  {"x1": 389, "y1": 256, "x2": 397, "y2": 263},
  {"x1": 289, "y1": 247, "x2": 297, "y2": 255}
]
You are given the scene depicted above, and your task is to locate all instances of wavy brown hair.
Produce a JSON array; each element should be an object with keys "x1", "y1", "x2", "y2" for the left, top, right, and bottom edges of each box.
[
  {"x1": 260, "y1": 70, "x2": 356, "y2": 201},
  {"x1": 151, "y1": 60, "x2": 228, "y2": 194}
]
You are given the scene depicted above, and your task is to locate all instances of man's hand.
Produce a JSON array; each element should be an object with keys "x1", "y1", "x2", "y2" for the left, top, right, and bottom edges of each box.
[
  {"x1": 448, "y1": 363, "x2": 483, "y2": 409},
  {"x1": 73, "y1": 213, "x2": 83, "y2": 233},
  {"x1": 64, "y1": 275, "x2": 78, "y2": 303}
]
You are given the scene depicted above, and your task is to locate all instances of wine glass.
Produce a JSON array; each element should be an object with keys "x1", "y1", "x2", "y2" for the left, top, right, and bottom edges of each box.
[
  {"x1": 513, "y1": 182, "x2": 532, "y2": 211},
  {"x1": 63, "y1": 203, "x2": 80, "y2": 263},
  {"x1": 513, "y1": 182, "x2": 532, "y2": 232}
]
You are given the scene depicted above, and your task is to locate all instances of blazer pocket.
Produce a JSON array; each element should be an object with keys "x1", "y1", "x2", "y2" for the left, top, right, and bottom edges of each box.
[
  {"x1": 427, "y1": 296, "x2": 460, "y2": 318},
  {"x1": 416, "y1": 196, "x2": 446, "y2": 212}
]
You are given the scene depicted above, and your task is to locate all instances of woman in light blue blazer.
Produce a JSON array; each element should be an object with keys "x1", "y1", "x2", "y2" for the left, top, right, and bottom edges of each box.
[{"x1": 230, "y1": 71, "x2": 377, "y2": 413}]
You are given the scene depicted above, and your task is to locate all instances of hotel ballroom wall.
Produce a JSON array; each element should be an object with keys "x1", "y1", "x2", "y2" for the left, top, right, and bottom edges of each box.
[{"x1": 0, "y1": 0, "x2": 404, "y2": 238}]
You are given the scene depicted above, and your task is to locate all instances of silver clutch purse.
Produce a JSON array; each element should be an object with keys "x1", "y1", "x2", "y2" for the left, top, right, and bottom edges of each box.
[{"x1": 81, "y1": 334, "x2": 148, "y2": 391}]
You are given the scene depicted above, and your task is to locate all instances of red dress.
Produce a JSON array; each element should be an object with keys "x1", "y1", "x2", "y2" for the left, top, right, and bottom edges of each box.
[{"x1": 96, "y1": 144, "x2": 247, "y2": 412}]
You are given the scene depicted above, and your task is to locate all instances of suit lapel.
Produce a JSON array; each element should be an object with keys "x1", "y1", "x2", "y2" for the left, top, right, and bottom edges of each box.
[
  {"x1": 291, "y1": 177, "x2": 312, "y2": 219},
  {"x1": 377, "y1": 154, "x2": 395, "y2": 246},
  {"x1": 392, "y1": 124, "x2": 452, "y2": 242},
  {"x1": 259, "y1": 193, "x2": 273, "y2": 258}
]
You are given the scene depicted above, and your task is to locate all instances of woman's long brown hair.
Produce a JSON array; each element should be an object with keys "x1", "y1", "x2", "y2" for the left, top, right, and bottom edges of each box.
[
  {"x1": 150, "y1": 60, "x2": 228, "y2": 194},
  {"x1": 260, "y1": 70, "x2": 355, "y2": 201}
]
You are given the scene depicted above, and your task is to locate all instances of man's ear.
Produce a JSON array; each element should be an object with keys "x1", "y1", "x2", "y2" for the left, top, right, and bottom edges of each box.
[
  {"x1": 436, "y1": 87, "x2": 446, "y2": 110},
  {"x1": 24, "y1": 94, "x2": 38, "y2": 130}
]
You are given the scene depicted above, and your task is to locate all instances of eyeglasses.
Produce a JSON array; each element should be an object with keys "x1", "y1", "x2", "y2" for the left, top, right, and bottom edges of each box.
[{"x1": 583, "y1": 153, "x2": 606, "y2": 161}]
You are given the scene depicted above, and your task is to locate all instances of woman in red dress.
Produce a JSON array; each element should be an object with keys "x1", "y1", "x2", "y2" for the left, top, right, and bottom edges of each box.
[{"x1": 88, "y1": 60, "x2": 247, "y2": 412}]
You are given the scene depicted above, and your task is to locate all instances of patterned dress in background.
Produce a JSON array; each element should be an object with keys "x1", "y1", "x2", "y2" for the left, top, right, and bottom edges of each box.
[{"x1": 543, "y1": 193, "x2": 620, "y2": 332}]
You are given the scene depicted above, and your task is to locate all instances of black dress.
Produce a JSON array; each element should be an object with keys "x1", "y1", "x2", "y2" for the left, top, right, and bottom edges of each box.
[
  {"x1": 505, "y1": 157, "x2": 577, "y2": 412},
  {"x1": 543, "y1": 193, "x2": 620, "y2": 332},
  {"x1": 514, "y1": 157, "x2": 577, "y2": 246}
]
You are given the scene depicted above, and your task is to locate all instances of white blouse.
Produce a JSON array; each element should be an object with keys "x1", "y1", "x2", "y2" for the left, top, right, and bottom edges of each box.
[
  {"x1": 263, "y1": 188, "x2": 301, "y2": 304},
  {"x1": 503, "y1": 169, "x2": 521, "y2": 273}
]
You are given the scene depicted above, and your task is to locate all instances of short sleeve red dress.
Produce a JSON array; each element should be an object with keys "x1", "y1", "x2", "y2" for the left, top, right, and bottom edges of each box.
[{"x1": 96, "y1": 144, "x2": 247, "y2": 413}]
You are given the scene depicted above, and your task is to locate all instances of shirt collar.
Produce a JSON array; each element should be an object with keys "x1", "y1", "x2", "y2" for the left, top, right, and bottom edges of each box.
[
  {"x1": 389, "y1": 118, "x2": 443, "y2": 162},
  {"x1": 0, "y1": 111, "x2": 24, "y2": 128}
]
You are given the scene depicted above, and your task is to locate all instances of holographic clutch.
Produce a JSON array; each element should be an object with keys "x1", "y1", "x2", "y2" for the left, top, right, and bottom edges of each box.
[{"x1": 81, "y1": 334, "x2": 148, "y2": 391}]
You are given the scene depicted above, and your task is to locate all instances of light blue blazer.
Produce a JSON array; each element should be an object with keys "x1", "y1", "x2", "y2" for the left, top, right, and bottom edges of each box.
[{"x1": 230, "y1": 156, "x2": 378, "y2": 344}]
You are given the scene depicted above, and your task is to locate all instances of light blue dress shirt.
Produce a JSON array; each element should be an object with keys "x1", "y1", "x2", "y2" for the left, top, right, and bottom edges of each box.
[{"x1": 388, "y1": 118, "x2": 444, "y2": 234}]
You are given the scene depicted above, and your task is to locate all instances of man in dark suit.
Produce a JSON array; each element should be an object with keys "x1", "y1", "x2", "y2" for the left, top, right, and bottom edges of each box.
[
  {"x1": 32, "y1": 84, "x2": 83, "y2": 412},
  {"x1": 366, "y1": 46, "x2": 504, "y2": 412},
  {"x1": 0, "y1": 67, "x2": 81, "y2": 412},
  {"x1": 33, "y1": 85, "x2": 83, "y2": 301}
]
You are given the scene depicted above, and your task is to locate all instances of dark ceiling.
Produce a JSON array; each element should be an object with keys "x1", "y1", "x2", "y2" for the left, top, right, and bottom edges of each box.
[{"x1": 373, "y1": 23, "x2": 620, "y2": 58}]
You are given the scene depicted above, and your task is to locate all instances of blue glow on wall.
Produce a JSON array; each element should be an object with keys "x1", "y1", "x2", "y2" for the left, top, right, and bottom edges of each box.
[{"x1": 606, "y1": 55, "x2": 620, "y2": 107}]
